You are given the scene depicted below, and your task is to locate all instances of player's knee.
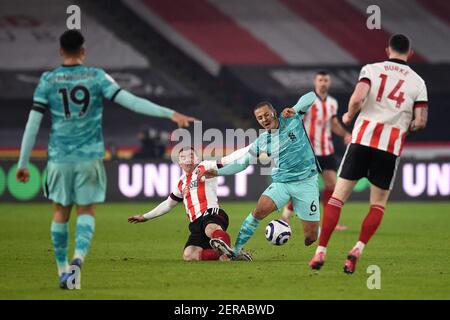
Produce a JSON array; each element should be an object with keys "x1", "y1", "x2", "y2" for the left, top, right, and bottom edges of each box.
[
  {"x1": 53, "y1": 213, "x2": 70, "y2": 223},
  {"x1": 252, "y1": 209, "x2": 262, "y2": 219},
  {"x1": 323, "y1": 182, "x2": 335, "y2": 190},
  {"x1": 253, "y1": 207, "x2": 269, "y2": 219},
  {"x1": 183, "y1": 252, "x2": 196, "y2": 261},
  {"x1": 304, "y1": 233, "x2": 318, "y2": 246},
  {"x1": 304, "y1": 236, "x2": 317, "y2": 246},
  {"x1": 204, "y1": 223, "x2": 221, "y2": 238},
  {"x1": 77, "y1": 205, "x2": 95, "y2": 216}
]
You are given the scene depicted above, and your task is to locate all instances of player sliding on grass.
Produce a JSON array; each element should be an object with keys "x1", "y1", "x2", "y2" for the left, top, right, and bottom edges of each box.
[
  {"x1": 199, "y1": 91, "x2": 321, "y2": 259},
  {"x1": 128, "y1": 147, "x2": 252, "y2": 261},
  {"x1": 16, "y1": 30, "x2": 196, "y2": 289},
  {"x1": 309, "y1": 34, "x2": 429, "y2": 274}
]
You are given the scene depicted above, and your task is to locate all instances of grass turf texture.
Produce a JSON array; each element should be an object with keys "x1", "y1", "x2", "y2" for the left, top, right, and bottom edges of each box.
[{"x1": 0, "y1": 202, "x2": 449, "y2": 299}]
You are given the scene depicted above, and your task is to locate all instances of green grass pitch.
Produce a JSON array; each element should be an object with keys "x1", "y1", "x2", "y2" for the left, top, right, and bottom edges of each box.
[{"x1": 0, "y1": 202, "x2": 449, "y2": 299}]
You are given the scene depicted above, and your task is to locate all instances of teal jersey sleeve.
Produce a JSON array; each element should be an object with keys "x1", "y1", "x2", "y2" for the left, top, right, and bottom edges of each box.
[
  {"x1": 293, "y1": 91, "x2": 317, "y2": 115},
  {"x1": 33, "y1": 72, "x2": 50, "y2": 109},
  {"x1": 99, "y1": 70, "x2": 121, "y2": 100},
  {"x1": 217, "y1": 152, "x2": 252, "y2": 176},
  {"x1": 18, "y1": 110, "x2": 44, "y2": 168},
  {"x1": 19, "y1": 74, "x2": 49, "y2": 167},
  {"x1": 113, "y1": 90, "x2": 175, "y2": 118}
]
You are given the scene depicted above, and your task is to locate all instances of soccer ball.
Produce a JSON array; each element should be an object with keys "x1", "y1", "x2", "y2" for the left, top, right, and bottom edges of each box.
[{"x1": 265, "y1": 219, "x2": 291, "y2": 245}]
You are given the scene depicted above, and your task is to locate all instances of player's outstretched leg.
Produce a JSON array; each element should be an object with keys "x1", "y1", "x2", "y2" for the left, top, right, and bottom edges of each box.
[
  {"x1": 344, "y1": 204, "x2": 385, "y2": 274},
  {"x1": 209, "y1": 228, "x2": 235, "y2": 260},
  {"x1": 203, "y1": 213, "x2": 240, "y2": 260},
  {"x1": 209, "y1": 239, "x2": 234, "y2": 259},
  {"x1": 344, "y1": 184, "x2": 389, "y2": 274},
  {"x1": 50, "y1": 204, "x2": 72, "y2": 289},
  {"x1": 280, "y1": 201, "x2": 294, "y2": 224},
  {"x1": 73, "y1": 205, "x2": 96, "y2": 261},
  {"x1": 200, "y1": 249, "x2": 222, "y2": 260},
  {"x1": 309, "y1": 197, "x2": 343, "y2": 270},
  {"x1": 310, "y1": 178, "x2": 356, "y2": 270},
  {"x1": 233, "y1": 195, "x2": 276, "y2": 259},
  {"x1": 51, "y1": 221, "x2": 70, "y2": 288},
  {"x1": 73, "y1": 212, "x2": 95, "y2": 267},
  {"x1": 233, "y1": 213, "x2": 261, "y2": 255},
  {"x1": 60, "y1": 213, "x2": 95, "y2": 289},
  {"x1": 323, "y1": 186, "x2": 346, "y2": 231}
]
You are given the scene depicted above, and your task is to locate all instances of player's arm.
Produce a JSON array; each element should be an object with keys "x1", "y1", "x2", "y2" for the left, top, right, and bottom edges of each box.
[
  {"x1": 17, "y1": 74, "x2": 48, "y2": 183},
  {"x1": 343, "y1": 82, "x2": 370, "y2": 125},
  {"x1": 281, "y1": 91, "x2": 317, "y2": 118},
  {"x1": 100, "y1": 71, "x2": 197, "y2": 127},
  {"x1": 127, "y1": 194, "x2": 182, "y2": 223},
  {"x1": 409, "y1": 83, "x2": 428, "y2": 132},
  {"x1": 218, "y1": 153, "x2": 252, "y2": 175},
  {"x1": 194, "y1": 145, "x2": 252, "y2": 180},
  {"x1": 293, "y1": 91, "x2": 317, "y2": 114},
  {"x1": 113, "y1": 90, "x2": 197, "y2": 128},
  {"x1": 282, "y1": 91, "x2": 317, "y2": 118},
  {"x1": 16, "y1": 110, "x2": 44, "y2": 182},
  {"x1": 200, "y1": 152, "x2": 254, "y2": 180},
  {"x1": 218, "y1": 144, "x2": 252, "y2": 166},
  {"x1": 331, "y1": 117, "x2": 352, "y2": 144},
  {"x1": 343, "y1": 65, "x2": 372, "y2": 125},
  {"x1": 409, "y1": 104, "x2": 428, "y2": 132}
]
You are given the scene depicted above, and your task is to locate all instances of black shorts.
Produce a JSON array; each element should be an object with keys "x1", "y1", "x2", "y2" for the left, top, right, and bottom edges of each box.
[
  {"x1": 338, "y1": 143, "x2": 399, "y2": 190},
  {"x1": 185, "y1": 208, "x2": 229, "y2": 249},
  {"x1": 317, "y1": 154, "x2": 338, "y2": 171}
]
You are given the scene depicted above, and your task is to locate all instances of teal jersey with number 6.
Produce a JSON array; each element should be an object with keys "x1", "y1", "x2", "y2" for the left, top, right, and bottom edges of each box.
[{"x1": 33, "y1": 65, "x2": 120, "y2": 162}]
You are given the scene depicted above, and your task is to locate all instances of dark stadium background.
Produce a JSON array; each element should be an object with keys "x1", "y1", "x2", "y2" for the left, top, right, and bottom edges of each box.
[{"x1": 1, "y1": 0, "x2": 449, "y2": 202}]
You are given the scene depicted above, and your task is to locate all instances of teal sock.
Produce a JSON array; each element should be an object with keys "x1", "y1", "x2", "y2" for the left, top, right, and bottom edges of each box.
[
  {"x1": 50, "y1": 221, "x2": 69, "y2": 276},
  {"x1": 74, "y1": 214, "x2": 95, "y2": 262},
  {"x1": 234, "y1": 213, "x2": 261, "y2": 254}
]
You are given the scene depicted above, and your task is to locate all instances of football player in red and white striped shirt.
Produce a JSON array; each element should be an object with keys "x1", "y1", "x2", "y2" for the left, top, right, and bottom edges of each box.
[
  {"x1": 310, "y1": 34, "x2": 428, "y2": 274},
  {"x1": 282, "y1": 71, "x2": 351, "y2": 231},
  {"x1": 128, "y1": 147, "x2": 251, "y2": 261}
]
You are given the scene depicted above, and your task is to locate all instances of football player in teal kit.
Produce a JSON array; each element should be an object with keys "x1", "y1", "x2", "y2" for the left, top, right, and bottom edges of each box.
[
  {"x1": 200, "y1": 92, "x2": 321, "y2": 259},
  {"x1": 16, "y1": 30, "x2": 196, "y2": 288}
]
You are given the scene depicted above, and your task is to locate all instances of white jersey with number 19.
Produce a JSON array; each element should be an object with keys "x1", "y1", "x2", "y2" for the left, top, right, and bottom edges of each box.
[{"x1": 352, "y1": 59, "x2": 428, "y2": 156}]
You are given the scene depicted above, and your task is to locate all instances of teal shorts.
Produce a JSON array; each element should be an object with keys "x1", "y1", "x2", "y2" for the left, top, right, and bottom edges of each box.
[
  {"x1": 262, "y1": 174, "x2": 320, "y2": 222},
  {"x1": 44, "y1": 159, "x2": 107, "y2": 206}
]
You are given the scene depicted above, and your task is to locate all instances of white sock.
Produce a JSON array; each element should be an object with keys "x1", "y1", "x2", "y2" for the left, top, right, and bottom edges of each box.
[
  {"x1": 316, "y1": 246, "x2": 327, "y2": 255},
  {"x1": 353, "y1": 241, "x2": 365, "y2": 254}
]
